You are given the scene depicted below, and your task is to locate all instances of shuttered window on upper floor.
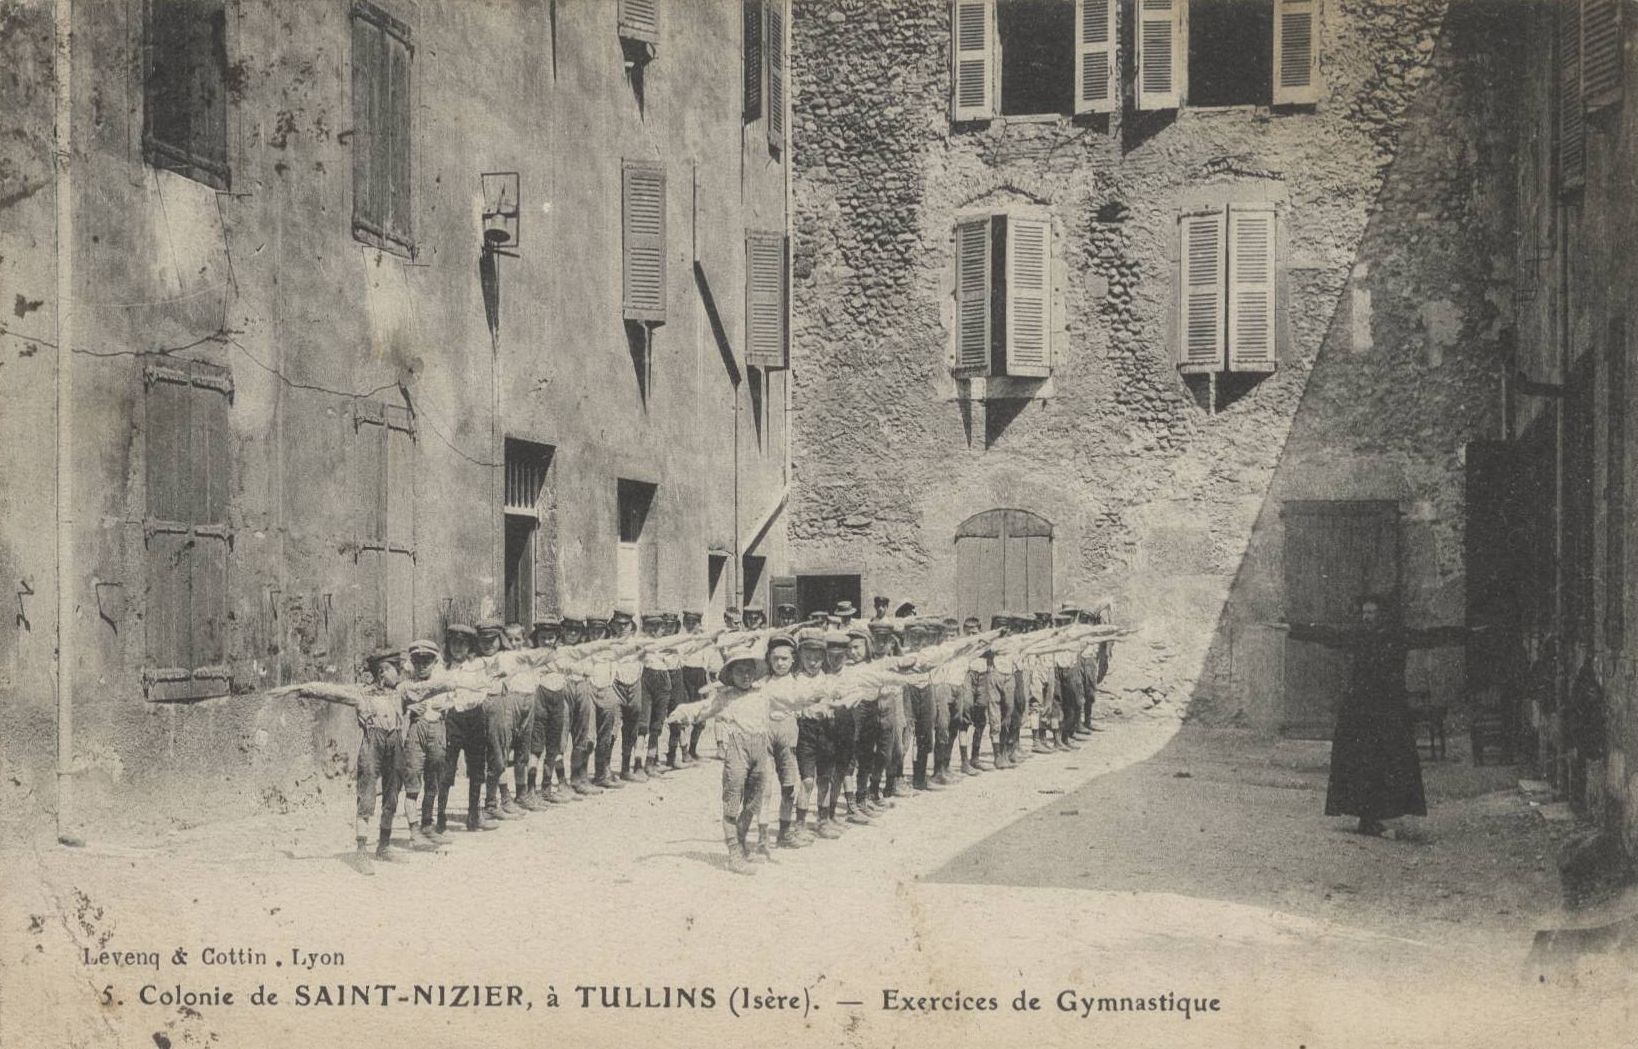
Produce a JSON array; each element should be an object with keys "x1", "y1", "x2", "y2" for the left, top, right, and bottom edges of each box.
[
  {"x1": 143, "y1": 359, "x2": 234, "y2": 701},
  {"x1": 745, "y1": 231, "x2": 788, "y2": 369},
  {"x1": 744, "y1": 1, "x2": 763, "y2": 120},
  {"x1": 623, "y1": 161, "x2": 668, "y2": 323},
  {"x1": 766, "y1": 1, "x2": 787, "y2": 153},
  {"x1": 1582, "y1": 0, "x2": 1624, "y2": 114},
  {"x1": 351, "y1": 1, "x2": 414, "y2": 256},
  {"x1": 619, "y1": 0, "x2": 661, "y2": 46},
  {"x1": 1559, "y1": 0, "x2": 1586, "y2": 197},
  {"x1": 952, "y1": 212, "x2": 1053, "y2": 379},
  {"x1": 144, "y1": 0, "x2": 230, "y2": 190},
  {"x1": 1178, "y1": 204, "x2": 1279, "y2": 374}
]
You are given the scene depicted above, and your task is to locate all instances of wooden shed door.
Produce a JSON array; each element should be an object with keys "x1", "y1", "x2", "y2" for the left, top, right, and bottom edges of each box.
[
  {"x1": 955, "y1": 509, "x2": 1053, "y2": 627},
  {"x1": 1281, "y1": 500, "x2": 1400, "y2": 738}
]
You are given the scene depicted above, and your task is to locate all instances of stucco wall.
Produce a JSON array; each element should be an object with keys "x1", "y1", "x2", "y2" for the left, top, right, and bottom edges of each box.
[
  {"x1": 0, "y1": 0, "x2": 789, "y2": 835},
  {"x1": 788, "y1": 0, "x2": 1518, "y2": 726}
]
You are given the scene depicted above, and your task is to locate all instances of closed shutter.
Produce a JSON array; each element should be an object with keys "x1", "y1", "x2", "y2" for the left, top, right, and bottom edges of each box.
[
  {"x1": 619, "y1": 0, "x2": 660, "y2": 45},
  {"x1": 770, "y1": 576, "x2": 798, "y2": 617},
  {"x1": 1272, "y1": 0, "x2": 1321, "y2": 105},
  {"x1": 1075, "y1": 0, "x2": 1118, "y2": 115},
  {"x1": 355, "y1": 402, "x2": 387, "y2": 543},
  {"x1": 1607, "y1": 316, "x2": 1627, "y2": 650},
  {"x1": 351, "y1": 4, "x2": 413, "y2": 253},
  {"x1": 1560, "y1": 0, "x2": 1585, "y2": 197},
  {"x1": 951, "y1": 0, "x2": 996, "y2": 122},
  {"x1": 1582, "y1": 0, "x2": 1623, "y2": 113},
  {"x1": 1178, "y1": 209, "x2": 1226, "y2": 372},
  {"x1": 385, "y1": 407, "x2": 416, "y2": 643},
  {"x1": 1004, "y1": 215, "x2": 1052, "y2": 378},
  {"x1": 144, "y1": 0, "x2": 230, "y2": 189},
  {"x1": 743, "y1": 1, "x2": 763, "y2": 120},
  {"x1": 384, "y1": 28, "x2": 412, "y2": 246},
  {"x1": 1227, "y1": 206, "x2": 1278, "y2": 372},
  {"x1": 745, "y1": 231, "x2": 787, "y2": 368},
  {"x1": 622, "y1": 161, "x2": 667, "y2": 322},
  {"x1": 1136, "y1": 0, "x2": 1183, "y2": 110},
  {"x1": 953, "y1": 217, "x2": 993, "y2": 376},
  {"x1": 617, "y1": 543, "x2": 641, "y2": 614},
  {"x1": 766, "y1": 1, "x2": 786, "y2": 152}
]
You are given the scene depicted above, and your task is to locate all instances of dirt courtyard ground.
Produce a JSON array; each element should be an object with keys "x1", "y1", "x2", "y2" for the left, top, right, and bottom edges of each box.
[{"x1": 2, "y1": 667, "x2": 1633, "y2": 1049}]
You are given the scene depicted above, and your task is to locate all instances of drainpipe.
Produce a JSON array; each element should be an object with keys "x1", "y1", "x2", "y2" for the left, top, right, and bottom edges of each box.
[{"x1": 54, "y1": 0, "x2": 80, "y2": 846}]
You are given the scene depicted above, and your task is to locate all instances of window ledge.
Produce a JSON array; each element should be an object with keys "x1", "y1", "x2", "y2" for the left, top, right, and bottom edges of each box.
[
  {"x1": 998, "y1": 112, "x2": 1071, "y2": 126},
  {"x1": 1180, "y1": 104, "x2": 1271, "y2": 120},
  {"x1": 944, "y1": 374, "x2": 1055, "y2": 402}
]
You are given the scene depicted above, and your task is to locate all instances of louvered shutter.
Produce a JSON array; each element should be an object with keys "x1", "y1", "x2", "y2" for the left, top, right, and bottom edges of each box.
[
  {"x1": 1136, "y1": 0, "x2": 1183, "y2": 110},
  {"x1": 1560, "y1": 0, "x2": 1585, "y2": 197},
  {"x1": 1273, "y1": 0, "x2": 1321, "y2": 105},
  {"x1": 384, "y1": 28, "x2": 412, "y2": 248},
  {"x1": 623, "y1": 161, "x2": 667, "y2": 323},
  {"x1": 766, "y1": 1, "x2": 786, "y2": 152},
  {"x1": 1075, "y1": 0, "x2": 1117, "y2": 115},
  {"x1": 1004, "y1": 215, "x2": 1052, "y2": 378},
  {"x1": 619, "y1": 0, "x2": 660, "y2": 45},
  {"x1": 1228, "y1": 206, "x2": 1278, "y2": 372},
  {"x1": 954, "y1": 217, "x2": 993, "y2": 376},
  {"x1": 351, "y1": 14, "x2": 380, "y2": 235},
  {"x1": 951, "y1": 0, "x2": 996, "y2": 122},
  {"x1": 743, "y1": 1, "x2": 763, "y2": 120},
  {"x1": 746, "y1": 231, "x2": 787, "y2": 368},
  {"x1": 1178, "y1": 209, "x2": 1226, "y2": 372},
  {"x1": 1582, "y1": 0, "x2": 1623, "y2": 113}
]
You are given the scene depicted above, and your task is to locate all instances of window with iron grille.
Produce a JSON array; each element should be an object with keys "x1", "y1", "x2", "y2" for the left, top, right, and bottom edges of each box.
[
  {"x1": 504, "y1": 438, "x2": 554, "y2": 627},
  {"x1": 351, "y1": 1, "x2": 414, "y2": 255},
  {"x1": 143, "y1": 360, "x2": 234, "y2": 701},
  {"x1": 143, "y1": 0, "x2": 231, "y2": 189}
]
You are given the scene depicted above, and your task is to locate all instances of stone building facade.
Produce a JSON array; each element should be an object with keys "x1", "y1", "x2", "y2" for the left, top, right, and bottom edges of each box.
[
  {"x1": 787, "y1": 0, "x2": 1523, "y2": 733},
  {"x1": 0, "y1": 0, "x2": 792, "y2": 832}
]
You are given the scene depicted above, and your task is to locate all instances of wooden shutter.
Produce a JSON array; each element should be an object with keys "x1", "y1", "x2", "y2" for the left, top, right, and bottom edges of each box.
[
  {"x1": 1559, "y1": 0, "x2": 1585, "y2": 197},
  {"x1": 1228, "y1": 206, "x2": 1278, "y2": 372},
  {"x1": 617, "y1": 543, "x2": 641, "y2": 613},
  {"x1": 766, "y1": 1, "x2": 786, "y2": 152},
  {"x1": 352, "y1": 4, "x2": 412, "y2": 252},
  {"x1": 383, "y1": 29, "x2": 412, "y2": 247},
  {"x1": 1273, "y1": 0, "x2": 1322, "y2": 105},
  {"x1": 743, "y1": 1, "x2": 763, "y2": 120},
  {"x1": 745, "y1": 231, "x2": 787, "y2": 368},
  {"x1": 619, "y1": 0, "x2": 660, "y2": 45},
  {"x1": 1004, "y1": 215, "x2": 1052, "y2": 378},
  {"x1": 951, "y1": 0, "x2": 995, "y2": 122},
  {"x1": 144, "y1": 0, "x2": 230, "y2": 189},
  {"x1": 1606, "y1": 316, "x2": 1627, "y2": 650},
  {"x1": 771, "y1": 576, "x2": 798, "y2": 616},
  {"x1": 953, "y1": 217, "x2": 992, "y2": 376},
  {"x1": 351, "y1": 13, "x2": 379, "y2": 236},
  {"x1": 1582, "y1": 0, "x2": 1623, "y2": 113},
  {"x1": 1075, "y1": 0, "x2": 1118, "y2": 115},
  {"x1": 1178, "y1": 209, "x2": 1226, "y2": 372},
  {"x1": 1136, "y1": 0, "x2": 1184, "y2": 110},
  {"x1": 623, "y1": 161, "x2": 667, "y2": 323}
]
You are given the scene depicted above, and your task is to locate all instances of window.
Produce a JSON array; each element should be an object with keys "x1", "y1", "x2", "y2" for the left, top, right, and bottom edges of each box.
[
  {"x1": 622, "y1": 160, "x2": 667, "y2": 323},
  {"x1": 1177, "y1": 204, "x2": 1278, "y2": 374},
  {"x1": 742, "y1": 2, "x2": 786, "y2": 149},
  {"x1": 952, "y1": 212, "x2": 1053, "y2": 379},
  {"x1": 351, "y1": 1, "x2": 413, "y2": 255},
  {"x1": 1583, "y1": 0, "x2": 1624, "y2": 115},
  {"x1": 1606, "y1": 316, "x2": 1627, "y2": 650},
  {"x1": 143, "y1": 360, "x2": 233, "y2": 701},
  {"x1": 951, "y1": 0, "x2": 1115, "y2": 119},
  {"x1": 617, "y1": 480, "x2": 658, "y2": 615},
  {"x1": 744, "y1": 1, "x2": 763, "y2": 120},
  {"x1": 356, "y1": 400, "x2": 417, "y2": 647},
  {"x1": 619, "y1": 0, "x2": 660, "y2": 46},
  {"x1": 1558, "y1": 0, "x2": 1585, "y2": 197},
  {"x1": 503, "y1": 438, "x2": 553, "y2": 628},
  {"x1": 745, "y1": 232, "x2": 788, "y2": 368},
  {"x1": 1137, "y1": 0, "x2": 1320, "y2": 111},
  {"x1": 143, "y1": 0, "x2": 230, "y2": 189}
]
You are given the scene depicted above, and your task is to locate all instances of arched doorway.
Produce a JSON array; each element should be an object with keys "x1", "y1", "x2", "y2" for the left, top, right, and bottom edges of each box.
[{"x1": 954, "y1": 508, "x2": 1053, "y2": 626}]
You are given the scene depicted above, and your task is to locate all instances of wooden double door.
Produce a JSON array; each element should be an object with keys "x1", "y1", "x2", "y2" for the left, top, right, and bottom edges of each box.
[{"x1": 955, "y1": 508, "x2": 1053, "y2": 628}]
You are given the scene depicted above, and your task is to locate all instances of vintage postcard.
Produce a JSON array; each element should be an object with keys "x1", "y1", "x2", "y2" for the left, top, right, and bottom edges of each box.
[{"x1": 0, "y1": 0, "x2": 1633, "y2": 1046}]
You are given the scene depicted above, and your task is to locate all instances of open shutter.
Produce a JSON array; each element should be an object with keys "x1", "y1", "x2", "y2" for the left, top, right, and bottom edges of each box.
[
  {"x1": 384, "y1": 27, "x2": 412, "y2": 248},
  {"x1": 953, "y1": 217, "x2": 993, "y2": 376},
  {"x1": 1178, "y1": 208, "x2": 1226, "y2": 372},
  {"x1": 1559, "y1": 0, "x2": 1585, "y2": 197},
  {"x1": 1075, "y1": 0, "x2": 1118, "y2": 115},
  {"x1": 1227, "y1": 206, "x2": 1277, "y2": 373},
  {"x1": 743, "y1": 1, "x2": 763, "y2": 120},
  {"x1": 1004, "y1": 215, "x2": 1052, "y2": 378},
  {"x1": 619, "y1": 0, "x2": 660, "y2": 45},
  {"x1": 1136, "y1": 0, "x2": 1184, "y2": 110},
  {"x1": 1273, "y1": 0, "x2": 1321, "y2": 105},
  {"x1": 617, "y1": 543, "x2": 641, "y2": 613},
  {"x1": 1582, "y1": 0, "x2": 1623, "y2": 113},
  {"x1": 745, "y1": 232, "x2": 787, "y2": 368},
  {"x1": 951, "y1": 0, "x2": 996, "y2": 122},
  {"x1": 622, "y1": 161, "x2": 667, "y2": 323},
  {"x1": 144, "y1": 0, "x2": 230, "y2": 189},
  {"x1": 351, "y1": 14, "x2": 380, "y2": 235},
  {"x1": 766, "y1": 1, "x2": 786, "y2": 152}
]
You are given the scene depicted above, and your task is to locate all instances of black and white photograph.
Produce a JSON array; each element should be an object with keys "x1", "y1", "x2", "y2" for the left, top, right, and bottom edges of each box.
[{"x1": 0, "y1": 0, "x2": 1633, "y2": 1046}]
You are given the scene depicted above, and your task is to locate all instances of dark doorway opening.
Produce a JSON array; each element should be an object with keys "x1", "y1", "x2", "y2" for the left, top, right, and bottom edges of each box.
[{"x1": 797, "y1": 574, "x2": 863, "y2": 622}]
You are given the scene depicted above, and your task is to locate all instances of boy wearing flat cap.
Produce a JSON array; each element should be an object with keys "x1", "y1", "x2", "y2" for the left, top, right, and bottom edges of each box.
[
  {"x1": 693, "y1": 643, "x2": 773, "y2": 874},
  {"x1": 437, "y1": 624, "x2": 498, "y2": 833}
]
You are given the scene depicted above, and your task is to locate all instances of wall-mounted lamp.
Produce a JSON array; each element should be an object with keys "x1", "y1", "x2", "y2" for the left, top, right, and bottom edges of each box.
[{"x1": 481, "y1": 171, "x2": 521, "y2": 250}]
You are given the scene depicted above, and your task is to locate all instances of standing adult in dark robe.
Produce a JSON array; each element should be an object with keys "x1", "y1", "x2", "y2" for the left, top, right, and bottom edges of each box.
[{"x1": 1290, "y1": 596, "x2": 1472, "y2": 835}]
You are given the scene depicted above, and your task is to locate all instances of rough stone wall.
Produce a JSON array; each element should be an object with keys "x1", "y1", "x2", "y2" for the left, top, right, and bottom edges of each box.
[{"x1": 789, "y1": 0, "x2": 1519, "y2": 725}]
